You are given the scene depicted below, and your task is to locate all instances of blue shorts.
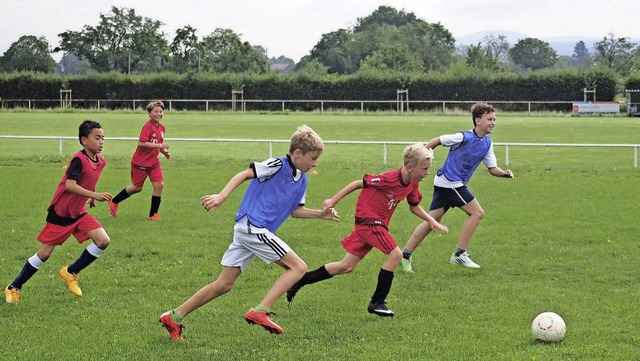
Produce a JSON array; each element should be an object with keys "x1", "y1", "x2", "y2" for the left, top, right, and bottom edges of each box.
[{"x1": 429, "y1": 186, "x2": 475, "y2": 212}]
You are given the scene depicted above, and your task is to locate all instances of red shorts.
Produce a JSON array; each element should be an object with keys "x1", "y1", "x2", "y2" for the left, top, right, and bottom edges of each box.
[
  {"x1": 131, "y1": 163, "x2": 163, "y2": 187},
  {"x1": 340, "y1": 224, "x2": 398, "y2": 259},
  {"x1": 37, "y1": 214, "x2": 102, "y2": 246}
]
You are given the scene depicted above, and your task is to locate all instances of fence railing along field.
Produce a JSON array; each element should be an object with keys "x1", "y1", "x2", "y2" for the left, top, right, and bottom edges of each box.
[
  {"x1": 1, "y1": 135, "x2": 638, "y2": 168},
  {"x1": 0, "y1": 98, "x2": 576, "y2": 114}
]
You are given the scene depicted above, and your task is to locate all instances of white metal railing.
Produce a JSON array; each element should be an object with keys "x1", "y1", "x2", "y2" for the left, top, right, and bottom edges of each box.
[
  {"x1": 0, "y1": 98, "x2": 576, "y2": 114},
  {"x1": 0, "y1": 135, "x2": 638, "y2": 168}
]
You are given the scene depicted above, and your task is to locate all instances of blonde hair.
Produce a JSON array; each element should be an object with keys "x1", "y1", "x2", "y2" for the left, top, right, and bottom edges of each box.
[
  {"x1": 289, "y1": 125, "x2": 324, "y2": 154},
  {"x1": 403, "y1": 143, "x2": 433, "y2": 166},
  {"x1": 146, "y1": 100, "x2": 165, "y2": 112}
]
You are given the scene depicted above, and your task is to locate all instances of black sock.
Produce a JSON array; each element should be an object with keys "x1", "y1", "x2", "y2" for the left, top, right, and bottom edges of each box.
[
  {"x1": 112, "y1": 189, "x2": 131, "y2": 204},
  {"x1": 67, "y1": 249, "x2": 98, "y2": 274},
  {"x1": 402, "y1": 249, "x2": 412, "y2": 260},
  {"x1": 370, "y1": 269, "x2": 394, "y2": 304},
  {"x1": 150, "y1": 195, "x2": 161, "y2": 216},
  {"x1": 10, "y1": 261, "x2": 39, "y2": 289},
  {"x1": 454, "y1": 248, "x2": 466, "y2": 257},
  {"x1": 293, "y1": 265, "x2": 333, "y2": 289}
]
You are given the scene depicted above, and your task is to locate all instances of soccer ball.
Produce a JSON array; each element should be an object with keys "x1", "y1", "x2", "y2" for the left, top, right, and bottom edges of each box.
[{"x1": 531, "y1": 312, "x2": 566, "y2": 342}]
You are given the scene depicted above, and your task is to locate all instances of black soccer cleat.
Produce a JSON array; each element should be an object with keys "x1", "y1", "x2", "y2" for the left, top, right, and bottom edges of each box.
[
  {"x1": 367, "y1": 301, "x2": 395, "y2": 317},
  {"x1": 286, "y1": 285, "x2": 300, "y2": 308}
]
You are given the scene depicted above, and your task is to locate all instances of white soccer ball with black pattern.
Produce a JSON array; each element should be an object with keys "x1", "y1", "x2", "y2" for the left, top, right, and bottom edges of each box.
[{"x1": 531, "y1": 312, "x2": 566, "y2": 342}]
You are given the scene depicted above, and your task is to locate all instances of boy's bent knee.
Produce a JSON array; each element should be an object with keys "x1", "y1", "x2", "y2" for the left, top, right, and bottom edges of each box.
[
  {"x1": 338, "y1": 263, "x2": 356, "y2": 274},
  {"x1": 92, "y1": 235, "x2": 110, "y2": 249},
  {"x1": 387, "y1": 249, "x2": 403, "y2": 263},
  {"x1": 291, "y1": 260, "x2": 307, "y2": 276}
]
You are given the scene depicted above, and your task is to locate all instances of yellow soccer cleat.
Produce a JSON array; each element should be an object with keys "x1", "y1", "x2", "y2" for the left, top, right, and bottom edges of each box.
[
  {"x1": 4, "y1": 285, "x2": 20, "y2": 304},
  {"x1": 58, "y1": 266, "x2": 83, "y2": 297}
]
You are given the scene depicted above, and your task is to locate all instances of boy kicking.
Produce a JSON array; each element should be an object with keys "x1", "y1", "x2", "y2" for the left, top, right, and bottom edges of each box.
[
  {"x1": 286, "y1": 143, "x2": 448, "y2": 316},
  {"x1": 159, "y1": 125, "x2": 339, "y2": 339}
]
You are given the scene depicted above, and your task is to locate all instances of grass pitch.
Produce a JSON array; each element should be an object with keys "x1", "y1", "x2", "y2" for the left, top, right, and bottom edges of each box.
[{"x1": 0, "y1": 110, "x2": 639, "y2": 360}]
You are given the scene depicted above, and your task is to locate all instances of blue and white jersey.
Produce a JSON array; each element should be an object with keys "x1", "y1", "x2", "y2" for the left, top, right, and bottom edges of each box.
[
  {"x1": 235, "y1": 155, "x2": 307, "y2": 233},
  {"x1": 434, "y1": 130, "x2": 497, "y2": 188}
]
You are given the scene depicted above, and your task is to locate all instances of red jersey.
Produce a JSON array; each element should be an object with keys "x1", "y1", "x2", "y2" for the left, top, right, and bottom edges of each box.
[
  {"x1": 354, "y1": 168, "x2": 422, "y2": 228},
  {"x1": 49, "y1": 150, "x2": 106, "y2": 219},
  {"x1": 131, "y1": 120, "x2": 165, "y2": 167}
]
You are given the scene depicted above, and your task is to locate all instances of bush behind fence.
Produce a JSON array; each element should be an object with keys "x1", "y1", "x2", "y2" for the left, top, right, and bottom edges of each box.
[{"x1": 0, "y1": 68, "x2": 627, "y2": 112}]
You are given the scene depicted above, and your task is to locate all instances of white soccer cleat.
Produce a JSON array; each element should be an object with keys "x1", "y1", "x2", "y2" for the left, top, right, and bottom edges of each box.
[{"x1": 450, "y1": 251, "x2": 481, "y2": 269}]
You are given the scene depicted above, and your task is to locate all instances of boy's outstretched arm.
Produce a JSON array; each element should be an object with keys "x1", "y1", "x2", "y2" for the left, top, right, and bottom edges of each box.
[
  {"x1": 291, "y1": 205, "x2": 340, "y2": 221},
  {"x1": 425, "y1": 137, "x2": 441, "y2": 150},
  {"x1": 409, "y1": 204, "x2": 449, "y2": 234},
  {"x1": 322, "y1": 180, "x2": 363, "y2": 209},
  {"x1": 201, "y1": 168, "x2": 254, "y2": 212},
  {"x1": 488, "y1": 166, "x2": 515, "y2": 179}
]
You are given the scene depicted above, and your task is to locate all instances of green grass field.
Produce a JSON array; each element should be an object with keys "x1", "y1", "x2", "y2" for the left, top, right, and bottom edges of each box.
[{"x1": 0, "y1": 110, "x2": 639, "y2": 360}]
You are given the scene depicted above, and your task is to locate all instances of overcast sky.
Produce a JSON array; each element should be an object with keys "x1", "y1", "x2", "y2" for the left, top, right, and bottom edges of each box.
[{"x1": 1, "y1": 0, "x2": 638, "y2": 62}]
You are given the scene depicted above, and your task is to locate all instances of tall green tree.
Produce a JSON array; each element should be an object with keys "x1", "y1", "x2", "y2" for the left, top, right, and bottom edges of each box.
[
  {"x1": 633, "y1": 47, "x2": 640, "y2": 75},
  {"x1": 353, "y1": 5, "x2": 418, "y2": 32},
  {"x1": 199, "y1": 28, "x2": 267, "y2": 74},
  {"x1": 358, "y1": 42, "x2": 423, "y2": 74},
  {"x1": 466, "y1": 43, "x2": 501, "y2": 71},
  {"x1": 57, "y1": 6, "x2": 169, "y2": 73},
  {"x1": 401, "y1": 21, "x2": 455, "y2": 72},
  {"x1": 1, "y1": 35, "x2": 55, "y2": 72},
  {"x1": 296, "y1": 59, "x2": 331, "y2": 79},
  {"x1": 169, "y1": 25, "x2": 202, "y2": 73},
  {"x1": 306, "y1": 29, "x2": 354, "y2": 74},
  {"x1": 594, "y1": 33, "x2": 637, "y2": 75},
  {"x1": 482, "y1": 34, "x2": 510, "y2": 64},
  {"x1": 509, "y1": 38, "x2": 557, "y2": 71},
  {"x1": 303, "y1": 5, "x2": 455, "y2": 74},
  {"x1": 572, "y1": 41, "x2": 591, "y2": 66}
]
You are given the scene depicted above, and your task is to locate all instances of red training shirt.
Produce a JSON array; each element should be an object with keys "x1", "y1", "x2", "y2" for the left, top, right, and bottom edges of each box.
[
  {"x1": 131, "y1": 120, "x2": 165, "y2": 167},
  {"x1": 354, "y1": 168, "x2": 422, "y2": 228},
  {"x1": 48, "y1": 150, "x2": 106, "y2": 219}
]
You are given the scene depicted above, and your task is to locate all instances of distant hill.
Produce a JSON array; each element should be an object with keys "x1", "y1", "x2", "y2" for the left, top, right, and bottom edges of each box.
[{"x1": 455, "y1": 31, "x2": 621, "y2": 56}]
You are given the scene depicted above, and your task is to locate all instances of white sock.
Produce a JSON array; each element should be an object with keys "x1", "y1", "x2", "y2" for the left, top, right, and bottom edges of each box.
[
  {"x1": 86, "y1": 242, "x2": 104, "y2": 258},
  {"x1": 28, "y1": 253, "x2": 44, "y2": 269}
]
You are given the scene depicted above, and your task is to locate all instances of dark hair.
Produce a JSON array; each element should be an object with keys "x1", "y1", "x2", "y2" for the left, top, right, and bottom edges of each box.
[
  {"x1": 471, "y1": 102, "x2": 495, "y2": 126},
  {"x1": 79, "y1": 120, "x2": 102, "y2": 145}
]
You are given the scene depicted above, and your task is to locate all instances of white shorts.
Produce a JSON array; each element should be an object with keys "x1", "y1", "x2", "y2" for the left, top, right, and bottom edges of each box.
[{"x1": 221, "y1": 217, "x2": 291, "y2": 272}]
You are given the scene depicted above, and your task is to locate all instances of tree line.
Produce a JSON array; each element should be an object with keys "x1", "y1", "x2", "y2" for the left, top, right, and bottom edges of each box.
[{"x1": 1, "y1": 5, "x2": 639, "y2": 80}]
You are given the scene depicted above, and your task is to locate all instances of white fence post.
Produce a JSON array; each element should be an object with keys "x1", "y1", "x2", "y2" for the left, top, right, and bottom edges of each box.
[
  {"x1": 383, "y1": 143, "x2": 387, "y2": 164},
  {"x1": 505, "y1": 144, "x2": 509, "y2": 166}
]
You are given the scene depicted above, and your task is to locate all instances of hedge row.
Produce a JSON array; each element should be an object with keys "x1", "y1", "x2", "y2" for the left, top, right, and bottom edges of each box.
[{"x1": 0, "y1": 69, "x2": 619, "y2": 108}]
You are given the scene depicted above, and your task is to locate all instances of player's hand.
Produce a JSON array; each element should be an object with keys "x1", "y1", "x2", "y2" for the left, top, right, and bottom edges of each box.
[
  {"x1": 201, "y1": 194, "x2": 224, "y2": 211},
  {"x1": 430, "y1": 220, "x2": 449, "y2": 234},
  {"x1": 504, "y1": 169, "x2": 515, "y2": 179},
  {"x1": 320, "y1": 207, "x2": 340, "y2": 221},
  {"x1": 87, "y1": 198, "x2": 96, "y2": 208},
  {"x1": 93, "y1": 192, "x2": 113, "y2": 202},
  {"x1": 161, "y1": 142, "x2": 169, "y2": 150},
  {"x1": 322, "y1": 198, "x2": 336, "y2": 209},
  {"x1": 165, "y1": 152, "x2": 172, "y2": 161}
]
